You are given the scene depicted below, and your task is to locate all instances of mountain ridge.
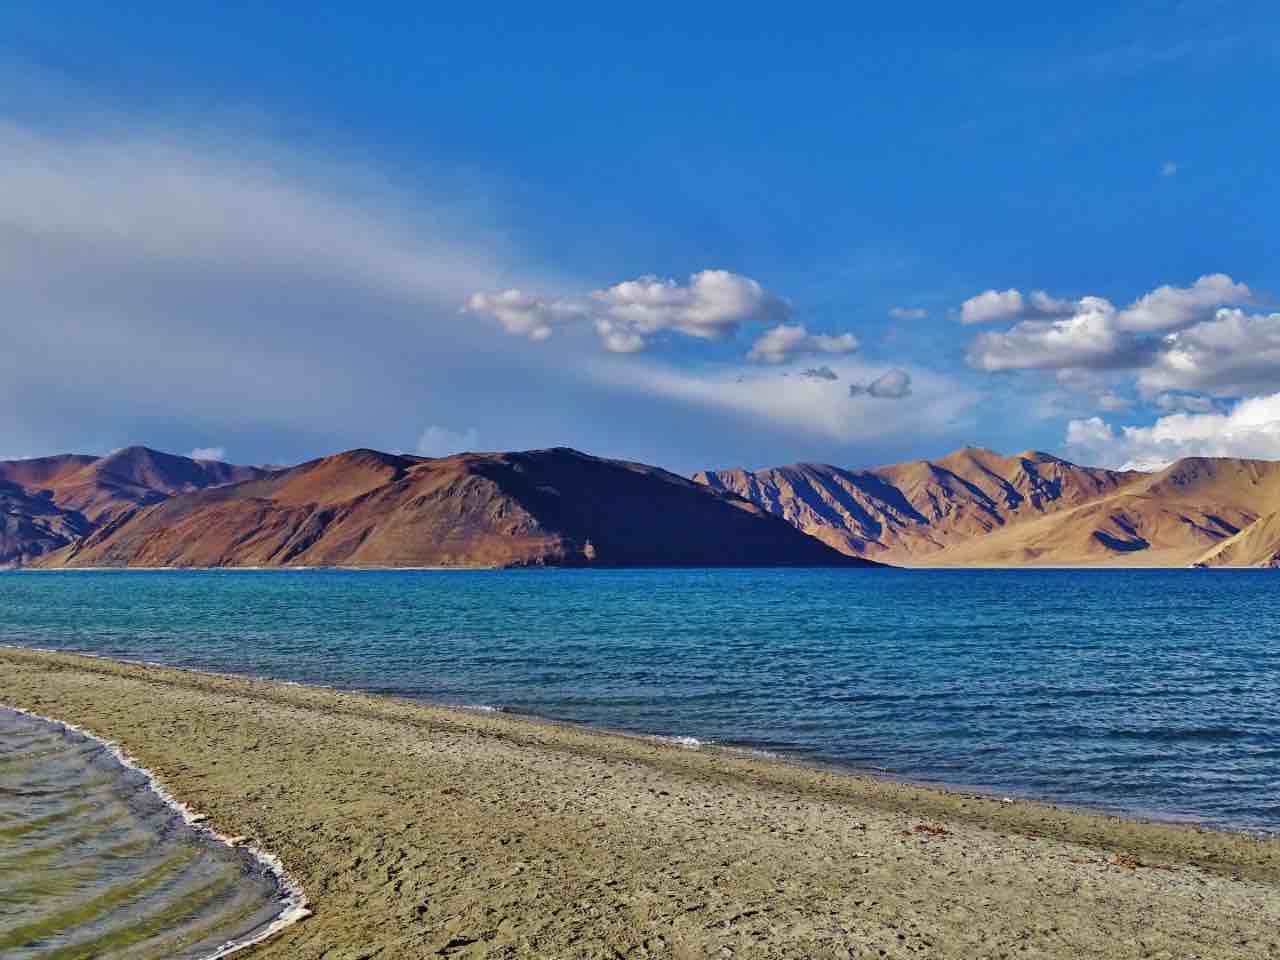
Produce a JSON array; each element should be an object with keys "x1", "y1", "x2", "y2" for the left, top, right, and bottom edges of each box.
[
  {"x1": 0, "y1": 447, "x2": 271, "y2": 567},
  {"x1": 30, "y1": 447, "x2": 873, "y2": 570},
  {"x1": 695, "y1": 449, "x2": 1280, "y2": 567}
]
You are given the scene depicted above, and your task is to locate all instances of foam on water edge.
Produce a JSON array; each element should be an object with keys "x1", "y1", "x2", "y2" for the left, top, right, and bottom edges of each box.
[
  {"x1": 650, "y1": 734, "x2": 708, "y2": 749},
  {"x1": 1, "y1": 702, "x2": 311, "y2": 959}
]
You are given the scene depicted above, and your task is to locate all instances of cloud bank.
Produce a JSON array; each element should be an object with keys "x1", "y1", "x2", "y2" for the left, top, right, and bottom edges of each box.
[
  {"x1": 964, "y1": 275, "x2": 1263, "y2": 392},
  {"x1": 1064, "y1": 392, "x2": 1280, "y2": 471}
]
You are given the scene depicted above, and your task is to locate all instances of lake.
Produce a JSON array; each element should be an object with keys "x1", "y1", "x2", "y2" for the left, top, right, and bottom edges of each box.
[{"x1": 2, "y1": 567, "x2": 1278, "y2": 834}]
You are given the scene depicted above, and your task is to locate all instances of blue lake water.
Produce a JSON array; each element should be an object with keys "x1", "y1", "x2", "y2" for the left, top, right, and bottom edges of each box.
[{"x1": 2, "y1": 568, "x2": 1278, "y2": 833}]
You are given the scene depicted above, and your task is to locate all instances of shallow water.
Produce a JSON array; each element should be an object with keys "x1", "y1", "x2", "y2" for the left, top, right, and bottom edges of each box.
[
  {"x1": 2, "y1": 567, "x2": 1279, "y2": 833},
  {"x1": 0, "y1": 708, "x2": 288, "y2": 959}
]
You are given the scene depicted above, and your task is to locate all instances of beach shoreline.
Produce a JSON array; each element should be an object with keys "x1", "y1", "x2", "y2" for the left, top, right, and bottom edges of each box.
[
  {"x1": 4, "y1": 641, "x2": 1264, "y2": 839},
  {"x1": 3, "y1": 646, "x2": 1278, "y2": 958}
]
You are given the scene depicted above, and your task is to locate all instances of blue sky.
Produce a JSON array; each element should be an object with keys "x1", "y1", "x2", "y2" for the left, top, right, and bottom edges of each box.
[{"x1": 3, "y1": 3, "x2": 1278, "y2": 472}]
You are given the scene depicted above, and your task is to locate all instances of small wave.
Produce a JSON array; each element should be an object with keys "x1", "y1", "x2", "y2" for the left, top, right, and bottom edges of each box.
[
  {"x1": 2, "y1": 703, "x2": 310, "y2": 959},
  {"x1": 650, "y1": 734, "x2": 707, "y2": 749},
  {"x1": 460, "y1": 703, "x2": 505, "y2": 714}
]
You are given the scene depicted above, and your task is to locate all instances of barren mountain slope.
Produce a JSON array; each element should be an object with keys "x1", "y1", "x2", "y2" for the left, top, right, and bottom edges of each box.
[
  {"x1": 1193, "y1": 512, "x2": 1280, "y2": 568},
  {"x1": 695, "y1": 448, "x2": 1141, "y2": 561},
  {"x1": 0, "y1": 448, "x2": 269, "y2": 566},
  {"x1": 914, "y1": 457, "x2": 1280, "y2": 567},
  {"x1": 39, "y1": 448, "x2": 876, "y2": 569},
  {"x1": 698, "y1": 451, "x2": 1280, "y2": 567}
]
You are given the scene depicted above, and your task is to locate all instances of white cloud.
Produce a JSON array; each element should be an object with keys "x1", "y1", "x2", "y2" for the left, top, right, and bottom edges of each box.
[
  {"x1": 960, "y1": 288, "x2": 1074, "y2": 325},
  {"x1": 189, "y1": 446, "x2": 227, "y2": 462},
  {"x1": 467, "y1": 269, "x2": 790, "y2": 353},
  {"x1": 747, "y1": 324, "x2": 859, "y2": 364},
  {"x1": 1161, "y1": 160, "x2": 1179, "y2": 177},
  {"x1": 1138, "y1": 308, "x2": 1280, "y2": 396},
  {"x1": 965, "y1": 275, "x2": 1256, "y2": 376},
  {"x1": 849, "y1": 369, "x2": 912, "y2": 399},
  {"x1": 967, "y1": 297, "x2": 1138, "y2": 371},
  {"x1": 463, "y1": 290, "x2": 585, "y2": 341},
  {"x1": 592, "y1": 270, "x2": 788, "y2": 344},
  {"x1": 416, "y1": 425, "x2": 480, "y2": 458},
  {"x1": 961, "y1": 289, "x2": 1024, "y2": 325},
  {"x1": 889, "y1": 306, "x2": 928, "y2": 320},
  {"x1": 1064, "y1": 392, "x2": 1280, "y2": 471},
  {"x1": 1115, "y1": 274, "x2": 1249, "y2": 333}
]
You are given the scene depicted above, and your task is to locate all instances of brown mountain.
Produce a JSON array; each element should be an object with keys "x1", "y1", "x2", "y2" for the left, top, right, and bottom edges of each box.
[
  {"x1": 0, "y1": 447, "x2": 270, "y2": 567},
  {"x1": 1194, "y1": 511, "x2": 1280, "y2": 568},
  {"x1": 35, "y1": 448, "x2": 876, "y2": 569},
  {"x1": 695, "y1": 449, "x2": 1280, "y2": 567}
]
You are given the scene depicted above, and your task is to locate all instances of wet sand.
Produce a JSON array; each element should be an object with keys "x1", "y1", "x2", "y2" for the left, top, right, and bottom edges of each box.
[{"x1": 2, "y1": 647, "x2": 1278, "y2": 959}]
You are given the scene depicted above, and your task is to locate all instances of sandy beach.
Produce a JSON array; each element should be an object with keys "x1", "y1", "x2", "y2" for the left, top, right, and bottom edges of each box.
[{"x1": 2, "y1": 647, "x2": 1278, "y2": 959}]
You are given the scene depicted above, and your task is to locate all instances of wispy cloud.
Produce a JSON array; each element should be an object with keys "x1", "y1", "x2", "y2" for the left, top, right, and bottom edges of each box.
[
  {"x1": 416, "y1": 426, "x2": 481, "y2": 457},
  {"x1": 889, "y1": 306, "x2": 928, "y2": 320}
]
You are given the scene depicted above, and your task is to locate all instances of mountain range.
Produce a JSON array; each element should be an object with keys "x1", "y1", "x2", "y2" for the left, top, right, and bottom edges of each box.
[
  {"x1": 2, "y1": 446, "x2": 867, "y2": 569},
  {"x1": 3, "y1": 444, "x2": 1279, "y2": 569},
  {"x1": 696, "y1": 448, "x2": 1280, "y2": 568}
]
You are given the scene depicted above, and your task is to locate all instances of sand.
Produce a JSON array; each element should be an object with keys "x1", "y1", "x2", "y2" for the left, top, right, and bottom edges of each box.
[{"x1": 2, "y1": 647, "x2": 1278, "y2": 959}]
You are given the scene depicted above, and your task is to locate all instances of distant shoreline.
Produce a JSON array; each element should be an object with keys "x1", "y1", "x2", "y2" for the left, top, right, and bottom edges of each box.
[{"x1": 3, "y1": 647, "x2": 1278, "y2": 957}]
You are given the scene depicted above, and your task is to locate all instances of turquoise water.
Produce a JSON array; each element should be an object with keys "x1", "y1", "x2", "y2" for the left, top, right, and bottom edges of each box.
[
  {"x1": 0, "y1": 708, "x2": 291, "y2": 958},
  {"x1": 1, "y1": 568, "x2": 1278, "y2": 833}
]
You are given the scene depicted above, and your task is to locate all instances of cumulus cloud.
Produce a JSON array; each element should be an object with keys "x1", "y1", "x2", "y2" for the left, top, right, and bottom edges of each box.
[
  {"x1": 960, "y1": 288, "x2": 1074, "y2": 325},
  {"x1": 965, "y1": 275, "x2": 1256, "y2": 378},
  {"x1": 592, "y1": 271, "x2": 788, "y2": 343},
  {"x1": 416, "y1": 425, "x2": 480, "y2": 458},
  {"x1": 1117, "y1": 274, "x2": 1250, "y2": 333},
  {"x1": 1138, "y1": 308, "x2": 1280, "y2": 396},
  {"x1": 849, "y1": 369, "x2": 912, "y2": 399},
  {"x1": 967, "y1": 296, "x2": 1143, "y2": 371},
  {"x1": 189, "y1": 446, "x2": 227, "y2": 462},
  {"x1": 800, "y1": 366, "x2": 839, "y2": 381},
  {"x1": 747, "y1": 324, "x2": 859, "y2": 364},
  {"x1": 889, "y1": 306, "x2": 928, "y2": 320},
  {"x1": 463, "y1": 290, "x2": 585, "y2": 341},
  {"x1": 1064, "y1": 392, "x2": 1280, "y2": 471},
  {"x1": 467, "y1": 269, "x2": 790, "y2": 353}
]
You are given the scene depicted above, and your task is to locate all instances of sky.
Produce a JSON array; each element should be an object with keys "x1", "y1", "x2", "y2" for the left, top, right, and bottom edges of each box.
[{"x1": 2, "y1": 3, "x2": 1278, "y2": 474}]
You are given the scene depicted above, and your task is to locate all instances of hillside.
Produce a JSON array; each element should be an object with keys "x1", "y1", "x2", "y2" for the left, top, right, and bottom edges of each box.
[
  {"x1": 1194, "y1": 512, "x2": 1280, "y2": 568},
  {"x1": 697, "y1": 450, "x2": 1280, "y2": 567},
  {"x1": 36, "y1": 448, "x2": 875, "y2": 569},
  {"x1": 0, "y1": 448, "x2": 270, "y2": 567},
  {"x1": 695, "y1": 448, "x2": 1142, "y2": 562}
]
